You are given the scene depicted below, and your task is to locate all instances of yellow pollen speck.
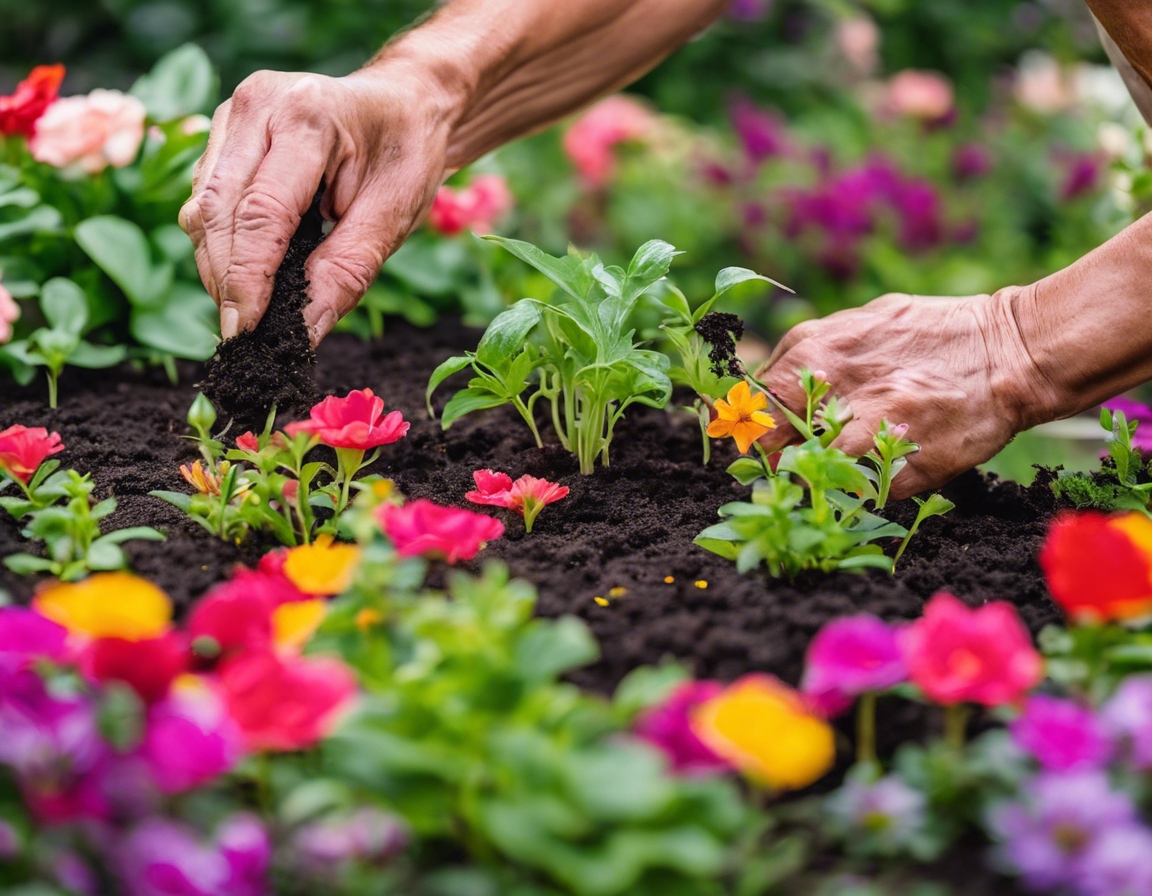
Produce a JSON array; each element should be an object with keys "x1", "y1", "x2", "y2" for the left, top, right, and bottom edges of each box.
[
  {"x1": 663, "y1": 576, "x2": 675, "y2": 584},
  {"x1": 608, "y1": 586, "x2": 628, "y2": 598},
  {"x1": 695, "y1": 580, "x2": 708, "y2": 589},
  {"x1": 593, "y1": 596, "x2": 609, "y2": 607},
  {"x1": 356, "y1": 608, "x2": 382, "y2": 631}
]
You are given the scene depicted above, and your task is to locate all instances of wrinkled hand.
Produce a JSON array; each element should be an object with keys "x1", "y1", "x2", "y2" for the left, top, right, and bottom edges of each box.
[
  {"x1": 179, "y1": 64, "x2": 458, "y2": 344},
  {"x1": 755, "y1": 289, "x2": 1052, "y2": 499}
]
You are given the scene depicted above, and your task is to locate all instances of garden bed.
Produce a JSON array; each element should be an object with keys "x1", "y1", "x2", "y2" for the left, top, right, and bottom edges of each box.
[{"x1": 0, "y1": 316, "x2": 1064, "y2": 708}]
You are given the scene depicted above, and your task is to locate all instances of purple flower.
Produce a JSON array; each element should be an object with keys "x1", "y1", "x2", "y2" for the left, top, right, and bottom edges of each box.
[
  {"x1": 1060, "y1": 154, "x2": 1102, "y2": 201},
  {"x1": 52, "y1": 848, "x2": 99, "y2": 896},
  {"x1": 117, "y1": 814, "x2": 269, "y2": 896},
  {"x1": 137, "y1": 686, "x2": 241, "y2": 794},
  {"x1": 633, "y1": 680, "x2": 732, "y2": 775},
  {"x1": 953, "y1": 143, "x2": 993, "y2": 180},
  {"x1": 987, "y1": 771, "x2": 1137, "y2": 891},
  {"x1": 729, "y1": 98, "x2": 788, "y2": 165},
  {"x1": 891, "y1": 179, "x2": 943, "y2": 252},
  {"x1": 1010, "y1": 695, "x2": 1113, "y2": 772},
  {"x1": 802, "y1": 615, "x2": 906, "y2": 717},
  {"x1": 826, "y1": 774, "x2": 926, "y2": 853},
  {"x1": 1074, "y1": 824, "x2": 1152, "y2": 896},
  {"x1": 727, "y1": 0, "x2": 772, "y2": 21},
  {"x1": 1103, "y1": 396, "x2": 1152, "y2": 453},
  {"x1": 1100, "y1": 674, "x2": 1152, "y2": 769},
  {"x1": 291, "y1": 807, "x2": 409, "y2": 875},
  {"x1": 0, "y1": 606, "x2": 69, "y2": 670}
]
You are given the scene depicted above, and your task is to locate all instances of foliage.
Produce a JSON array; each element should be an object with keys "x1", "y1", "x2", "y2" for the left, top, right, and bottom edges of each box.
[
  {"x1": 696, "y1": 369, "x2": 953, "y2": 575},
  {"x1": 1052, "y1": 407, "x2": 1152, "y2": 514}
]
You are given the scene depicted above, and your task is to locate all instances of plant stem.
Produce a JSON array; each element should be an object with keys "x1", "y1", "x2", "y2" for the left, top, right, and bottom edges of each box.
[
  {"x1": 856, "y1": 691, "x2": 878, "y2": 766},
  {"x1": 47, "y1": 371, "x2": 58, "y2": 409},
  {"x1": 512, "y1": 396, "x2": 543, "y2": 448},
  {"x1": 944, "y1": 704, "x2": 970, "y2": 752}
]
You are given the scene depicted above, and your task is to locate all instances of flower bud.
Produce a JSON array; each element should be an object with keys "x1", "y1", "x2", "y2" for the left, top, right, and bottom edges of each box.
[{"x1": 187, "y1": 393, "x2": 217, "y2": 433}]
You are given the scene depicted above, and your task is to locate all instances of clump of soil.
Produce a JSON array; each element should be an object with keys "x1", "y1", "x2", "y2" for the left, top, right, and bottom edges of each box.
[{"x1": 198, "y1": 194, "x2": 323, "y2": 427}]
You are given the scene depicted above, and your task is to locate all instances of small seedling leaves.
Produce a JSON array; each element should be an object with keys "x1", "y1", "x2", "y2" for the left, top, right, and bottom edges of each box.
[
  {"x1": 40, "y1": 278, "x2": 89, "y2": 335},
  {"x1": 70, "y1": 341, "x2": 128, "y2": 369},
  {"x1": 130, "y1": 43, "x2": 218, "y2": 121},
  {"x1": 440, "y1": 387, "x2": 509, "y2": 429},
  {"x1": 726, "y1": 457, "x2": 767, "y2": 486},
  {"x1": 475, "y1": 300, "x2": 541, "y2": 367},
  {"x1": 483, "y1": 235, "x2": 587, "y2": 301},
  {"x1": 426, "y1": 354, "x2": 474, "y2": 417},
  {"x1": 86, "y1": 540, "x2": 126, "y2": 571},
  {"x1": 4, "y1": 553, "x2": 57, "y2": 575},
  {"x1": 76, "y1": 215, "x2": 174, "y2": 308},
  {"x1": 96, "y1": 526, "x2": 165, "y2": 545},
  {"x1": 838, "y1": 553, "x2": 896, "y2": 573}
]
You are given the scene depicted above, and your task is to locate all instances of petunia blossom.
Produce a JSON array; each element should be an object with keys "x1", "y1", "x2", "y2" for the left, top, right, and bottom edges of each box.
[
  {"x1": 428, "y1": 173, "x2": 513, "y2": 236},
  {"x1": 563, "y1": 95, "x2": 655, "y2": 187},
  {"x1": 801, "y1": 614, "x2": 906, "y2": 717},
  {"x1": 706, "y1": 381, "x2": 776, "y2": 454},
  {"x1": 1100, "y1": 675, "x2": 1152, "y2": 770},
  {"x1": 1039, "y1": 511, "x2": 1152, "y2": 624},
  {"x1": 80, "y1": 631, "x2": 189, "y2": 704},
  {"x1": 31, "y1": 89, "x2": 146, "y2": 174},
  {"x1": 0, "y1": 64, "x2": 65, "y2": 138},
  {"x1": 136, "y1": 683, "x2": 241, "y2": 794},
  {"x1": 377, "y1": 499, "x2": 504, "y2": 563},
  {"x1": 0, "y1": 280, "x2": 19, "y2": 344},
  {"x1": 285, "y1": 388, "x2": 409, "y2": 451},
  {"x1": 1009, "y1": 694, "x2": 1113, "y2": 772},
  {"x1": 633, "y1": 680, "x2": 732, "y2": 775},
  {"x1": 0, "y1": 606, "x2": 69, "y2": 670},
  {"x1": 0, "y1": 424, "x2": 63, "y2": 484},
  {"x1": 465, "y1": 469, "x2": 569, "y2": 533},
  {"x1": 899, "y1": 593, "x2": 1042, "y2": 707}
]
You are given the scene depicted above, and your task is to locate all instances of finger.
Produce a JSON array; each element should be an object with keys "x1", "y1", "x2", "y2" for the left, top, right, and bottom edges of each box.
[
  {"x1": 828, "y1": 418, "x2": 878, "y2": 460},
  {"x1": 179, "y1": 100, "x2": 233, "y2": 305},
  {"x1": 220, "y1": 134, "x2": 329, "y2": 338},
  {"x1": 763, "y1": 317, "x2": 820, "y2": 370}
]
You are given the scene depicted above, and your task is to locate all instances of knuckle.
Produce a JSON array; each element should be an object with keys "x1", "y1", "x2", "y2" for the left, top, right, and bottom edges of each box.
[
  {"x1": 177, "y1": 199, "x2": 200, "y2": 236},
  {"x1": 315, "y1": 253, "x2": 381, "y2": 304},
  {"x1": 235, "y1": 189, "x2": 298, "y2": 233},
  {"x1": 196, "y1": 183, "x2": 228, "y2": 227}
]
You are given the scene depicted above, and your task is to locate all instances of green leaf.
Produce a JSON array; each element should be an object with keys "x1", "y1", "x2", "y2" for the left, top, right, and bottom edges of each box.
[
  {"x1": 612, "y1": 663, "x2": 691, "y2": 721},
  {"x1": 426, "y1": 354, "x2": 474, "y2": 417},
  {"x1": 129, "y1": 43, "x2": 218, "y2": 121},
  {"x1": 4, "y1": 553, "x2": 56, "y2": 575},
  {"x1": 130, "y1": 283, "x2": 219, "y2": 359},
  {"x1": 0, "y1": 205, "x2": 62, "y2": 244},
  {"x1": 150, "y1": 490, "x2": 193, "y2": 512},
  {"x1": 75, "y1": 215, "x2": 173, "y2": 308},
  {"x1": 475, "y1": 301, "x2": 541, "y2": 368},
  {"x1": 40, "y1": 277, "x2": 89, "y2": 335},
  {"x1": 483, "y1": 235, "x2": 588, "y2": 301},
  {"x1": 440, "y1": 387, "x2": 509, "y2": 429},
  {"x1": 726, "y1": 457, "x2": 767, "y2": 486},
  {"x1": 838, "y1": 553, "x2": 896, "y2": 572},
  {"x1": 86, "y1": 540, "x2": 126, "y2": 571},
  {"x1": 96, "y1": 527, "x2": 166, "y2": 545},
  {"x1": 70, "y1": 341, "x2": 128, "y2": 369},
  {"x1": 693, "y1": 267, "x2": 792, "y2": 323},
  {"x1": 513, "y1": 616, "x2": 599, "y2": 682}
]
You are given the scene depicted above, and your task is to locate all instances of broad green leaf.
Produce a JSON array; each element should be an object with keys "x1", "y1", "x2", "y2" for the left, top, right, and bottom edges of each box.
[
  {"x1": 86, "y1": 540, "x2": 126, "y2": 571},
  {"x1": 440, "y1": 387, "x2": 508, "y2": 429},
  {"x1": 40, "y1": 278, "x2": 89, "y2": 335},
  {"x1": 838, "y1": 553, "x2": 896, "y2": 572},
  {"x1": 95, "y1": 526, "x2": 165, "y2": 545},
  {"x1": 475, "y1": 300, "x2": 541, "y2": 367},
  {"x1": 484, "y1": 235, "x2": 588, "y2": 301},
  {"x1": 726, "y1": 457, "x2": 767, "y2": 486},
  {"x1": 0, "y1": 187, "x2": 39, "y2": 209},
  {"x1": 513, "y1": 617, "x2": 599, "y2": 682},
  {"x1": 76, "y1": 215, "x2": 173, "y2": 307},
  {"x1": 149, "y1": 490, "x2": 193, "y2": 512},
  {"x1": 70, "y1": 341, "x2": 127, "y2": 369},
  {"x1": 130, "y1": 283, "x2": 219, "y2": 359},
  {"x1": 0, "y1": 205, "x2": 62, "y2": 244},
  {"x1": 4, "y1": 553, "x2": 56, "y2": 575},
  {"x1": 426, "y1": 354, "x2": 474, "y2": 417},
  {"x1": 693, "y1": 267, "x2": 792, "y2": 323},
  {"x1": 129, "y1": 43, "x2": 218, "y2": 121}
]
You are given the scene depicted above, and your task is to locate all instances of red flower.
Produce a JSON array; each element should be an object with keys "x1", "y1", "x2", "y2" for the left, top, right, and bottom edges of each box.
[
  {"x1": 465, "y1": 469, "x2": 569, "y2": 533},
  {"x1": 428, "y1": 174, "x2": 513, "y2": 236},
  {"x1": 899, "y1": 593, "x2": 1042, "y2": 707},
  {"x1": 218, "y1": 650, "x2": 356, "y2": 751},
  {"x1": 376, "y1": 499, "x2": 504, "y2": 563},
  {"x1": 0, "y1": 425, "x2": 64, "y2": 483},
  {"x1": 236, "y1": 432, "x2": 260, "y2": 453},
  {"x1": 284, "y1": 388, "x2": 409, "y2": 450},
  {"x1": 80, "y1": 632, "x2": 189, "y2": 704},
  {"x1": 0, "y1": 65, "x2": 65, "y2": 138},
  {"x1": 1040, "y1": 511, "x2": 1152, "y2": 624},
  {"x1": 188, "y1": 569, "x2": 308, "y2": 660}
]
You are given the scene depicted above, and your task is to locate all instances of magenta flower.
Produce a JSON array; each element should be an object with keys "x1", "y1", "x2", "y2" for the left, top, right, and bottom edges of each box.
[
  {"x1": 137, "y1": 685, "x2": 241, "y2": 794},
  {"x1": 953, "y1": 143, "x2": 993, "y2": 180},
  {"x1": 891, "y1": 179, "x2": 943, "y2": 253},
  {"x1": 633, "y1": 681, "x2": 732, "y2": 775},
  {"x1": 1060, "y1": 153, "x2": 1102, "y2": 201},
  {"x1": 465, "y1": 469, "x2": 569, "y2": 533},
  {"x1": 1100, "y1": 675, "x2": 1152, "y2": 770},
  {"x1": 377, "y1": 499, "x2": 504, "y2": 563},
  {"x1": 0, "y1": 424, "x2": 64, "y2": 484},
  {"x1": 285, "y1": 388, "x2": 409, "y2": 451},
  {"x1": 801, "y1": 614, "x2": 906, "y2": 717},
  {"x1": 1010, "y1": 695, "x2": 1112, "y2": 771},
  {"x1": 1104, "y1": 395, "x2": 1152, "y2": 452},
  {"x1": 729, "y1": 98, "x2": 788, "y2": 165},
  {"x1": 727, "y1": 0, "x2": 772, "y2": 20},
  {"x1": 0, "y1": 606, "x2": 69, "y2": 670}
]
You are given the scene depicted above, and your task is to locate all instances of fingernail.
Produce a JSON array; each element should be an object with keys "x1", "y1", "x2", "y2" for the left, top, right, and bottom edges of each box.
[
  {"x1": 310, "y1": 309, "x2": 337, "y2": 347},
  {"x1": 220, "y1": 307, "x2": 239, "y2": 340}
]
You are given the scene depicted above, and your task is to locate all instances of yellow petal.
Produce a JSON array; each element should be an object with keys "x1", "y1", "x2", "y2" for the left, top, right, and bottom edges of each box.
[
  {"x1": 727, "y1": 381, "x2": 752, "y2": 406},
  {"x1": 1110, "y1": 513, "x2": 1152, "y2": 558},
  {"x1": 706, "y1": 419, "x2": 735, "y2": 439},
  {"x1": 747, "y1": 391, "x2": 769, "y2": 412},
  {"x1": 34, "y1": 573, "x2": 172, "y2": 641},
  {"x1": 272, "y1": 599, "x2": 327, "y2": 651},
  {"x1": 284, "y1": 539, "x2": 361, "y2": 596},
  {"x1": 712, "y1": 399, "x2": 738, "y2": 422},
  {"x1": 692, "y1": 675, "x2": 834, "y2": 791},
  {"x1": 749, "y1": 411, "x2": 776, "y2": 429},
  {"x1": 732, "y1": 421, "x2": 771, "y2": 454}
]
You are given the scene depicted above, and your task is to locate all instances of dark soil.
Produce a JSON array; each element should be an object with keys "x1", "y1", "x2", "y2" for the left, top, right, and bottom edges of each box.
[
  {"x1": 0, "y1": 318, "x2": 1063, "y2": 896},
  {"x1": 198, "y1": 194, "x2": 323, "y2": 427}
]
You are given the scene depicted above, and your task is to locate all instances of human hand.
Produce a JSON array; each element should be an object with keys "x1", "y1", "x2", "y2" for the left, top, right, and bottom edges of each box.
[
  {"x1": 178, "y1": 61, "x2": 461, "y2": 345},
  {"x1": 754, "y1": 288, "x2": 1056, "y2": 499}
]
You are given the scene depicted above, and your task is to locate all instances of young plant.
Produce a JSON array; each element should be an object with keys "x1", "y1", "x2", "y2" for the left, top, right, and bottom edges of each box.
[
  {"x1": 427, "y1": 237, "x2": 678, "y2": 474},
  {"x1": 696, "y1": 370, "x2": 953, "y2": 576},
  {"x1": 1051, "y1": 405, "x2": 1152, "y2": 514},
  {"x1": 0, "y1": 277, "x2": 125, "y2": 407}
]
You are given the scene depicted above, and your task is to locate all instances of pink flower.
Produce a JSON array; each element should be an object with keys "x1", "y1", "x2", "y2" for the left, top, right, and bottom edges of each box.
[
  {"x1": 884, "y1": 70, "x2": 955, "y2": 123},
  {"x1": 899, "y1": 593, "x2": 1042, "y2": 707},
  {"x1": 563, "y1": 95, "x2": 655, "y2": 187},
  {"x1": 188, "y1": 569, "x2": 309, "y2": 660},
  {"x1": 1010, "y1": 695, "x2": 1113, "y2": 772},
  {"x1": 428, "y1": 174, "x2": 513, "y2": 236},
  {"x1": 835, "y1": 16, "x2": 880, "y2": 76},
  {"x1": 218, "y1": 650, "x2": 356, "y2": 752},
  {"x1": 30, "y1": 89, "x2": 146, "y2": 174},
  {"x1": 0, "y1": 607, "x2": 69, "y2": 670},
  {"x1": 801, "y1": 614, "x2": 906, "y2": 717},
  {"x1": 285, "y1": 388, "x2": 409, "y2": 451},
  {"x1": 80, "y1": 632, "x2": 189, "y2": 704},
  {"x1": 464, "y1": 469, "x2": 569, "y2": 533},
  {"x1": 0, "y1": 424, "x2": 64, "y2": 484},
  {"x1": 137, "y1": 685, "x2": 241, "y2": 793},
  {"x1": 0, "y1": 281, "x2": 19, "y2": 344},
  {"x1": 633, "y1": 681, "x2": 732, "y2": 775},
  {"x1": 235, "y1": 432, "x2": 259, "y2": 453},
  {"x1": 377, "y1": 499, "x2": 504, "y2": 563},
  {"x1": 0, "y1": 65, "x2": 65, "y2": 138}
]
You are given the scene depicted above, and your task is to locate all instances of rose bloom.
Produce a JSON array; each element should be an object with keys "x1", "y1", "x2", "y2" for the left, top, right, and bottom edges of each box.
[
  {"x1": 899, "y1": 593, "x2": 1042, "y2": 707},
  {"x1": 31, "y1": 89, "x2": 146, "y2": 174},
  {"x1": 633, "y1": 680, "x2": 731, "y2": 775},
  {"x1": 1010, "y1": 694, "x2": 1113, "y2": 772},
  {"x1": 885, "y1": 70, "x2": 954, "y2": 122},
  {"x1": 0, "y1": 281, "x2": 20, "y2": 344},
  {"x1": 285, "y1": 388, "x2": 409, "y2": 451},
  {"x1": 563, "y1": 95, "x2": 655, "y2": 186},
  {"x1": 1040, "y1": 511, "x2": 1152, "y2": 624},
  {"x1": 0, "y1": 64, "x2": 64, "y2": 138},
  {"x1": 0, "y1": 424, "x2": 64, "y2": 484},
  {"x1": 801, "y1": 614, "x2": 906, "y2": 717},
  {"x1": 377, "y1": 499, "x2": 504, "y2": 564},
  {"x1": 428, "y1": 174, "x2": 513, "y2": 236}
]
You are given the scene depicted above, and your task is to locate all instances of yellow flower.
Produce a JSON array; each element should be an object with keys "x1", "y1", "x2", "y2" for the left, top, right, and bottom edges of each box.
[
  {"x1": 272, "y1": 598, "x2": 327, "y2": 651},
  {"x1": 692, "y1": 674, "x2": 834, "y2": 791},
  {"x1": 283, "y1": 534, "x2": 361, "y2": 596},
  {"x1": 706, "y1": 381, "x2": 776, "y2": 454},
  {"x1": 355, "y1": 608, "x2": 382, "y2": 631},
  {"x1": 34, "y1": 573, "x2": 172, "y2": 641}
]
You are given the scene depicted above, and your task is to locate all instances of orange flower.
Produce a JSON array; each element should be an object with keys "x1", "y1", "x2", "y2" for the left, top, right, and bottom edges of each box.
[
  {"x1": 34, "y1": 573, "x2": 171, "y2": 641},
  {"x1": 180, "y1": 460, "x2": 221, "y2": 496},
  {"x1": 706, "y1": 381, "x2": 776, "y2": 454},
  {"x1": 691, "y1": 674, "x2": 834, "y2": 790},
  {"x1": 271, "y1": 598, "x2": 327, "y2": 652},
  {"x1": 283, "y1": 535, "x2": 361, "y2": 596},
  {"x1": 1040, "y1": 511, "x2": 1152, "y2": 624}
]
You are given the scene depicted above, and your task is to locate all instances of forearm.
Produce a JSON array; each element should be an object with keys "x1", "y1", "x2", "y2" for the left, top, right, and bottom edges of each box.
[
  {"x1": 1010, "y1": 211, "x2": 1152, "y2": 424},
  {"x1": 372, "y1": 0, "x2": 729, "y2": 170}
]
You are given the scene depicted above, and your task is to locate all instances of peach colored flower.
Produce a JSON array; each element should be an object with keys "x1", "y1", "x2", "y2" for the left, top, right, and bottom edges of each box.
[
  {"x1": 465, "y1": 469, "x2": 569, "y2": 533},
  {"x1": 563, "y1": 95, "x2": 655, "y2": 187},
  {"x1": 885, "y1": 70, "x2": 954, "y2": 122},
  {"x1": 428, "y1": 174, "x2": 514, "y2": 236},
  {"x1": 835, "y1": 17, "x2": 880, "y2": 77},
  {"x1": 30, "y1": 89, "x2": 146, "y2": 174},
  {"x1": 0, "y1": 281, "x2": 19, "y2": 344},
  {"x1": 706, "y1": 381, "x2": 776, "y2": 454}
]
